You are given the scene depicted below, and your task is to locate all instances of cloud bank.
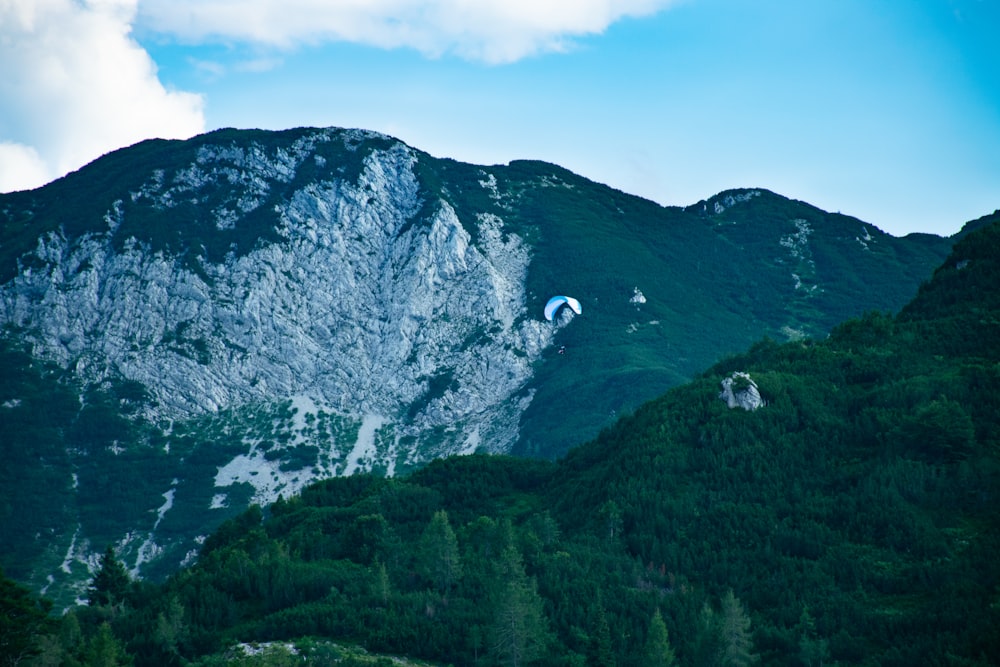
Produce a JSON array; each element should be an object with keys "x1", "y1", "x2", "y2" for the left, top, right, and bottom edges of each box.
[
  {"x1": 3, "y1": 0, "x2": 673, "y2": 193},
  {"x1": 137, "y1": 0, "x2": 674, "y2": 63},
  {"x1": 0, "y1": 0, "x2": 204, "y2": 193}
]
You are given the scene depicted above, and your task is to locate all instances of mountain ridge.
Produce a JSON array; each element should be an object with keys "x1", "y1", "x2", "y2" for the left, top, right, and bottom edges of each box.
[{"x1": 0, "y1": 125, "x2": 982, "y2": 604}]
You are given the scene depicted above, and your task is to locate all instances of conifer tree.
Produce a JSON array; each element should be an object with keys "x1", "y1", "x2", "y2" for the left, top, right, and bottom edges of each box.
[
  {"x1": 87, "y1": 546, "x2": 131, "y2": 609},
  {"x1": 693, "y1": 602, "x2": 722, "y2": 667},
  {"x1": 489, "y1": 545, "x2": 550, "y2": 667},
  {"x1": 0, "y1": 569, "x2": 52, "y2": 666},
  {"x1": 59, "y1": 610, "x2": 83, "y2": 657},
  {"x1": 643, "y1": 608, "x2": 678, "y2": 667},
  {"x1": 589, "y1": 601, "x2": 615, "y2": 667},
  {"x1": 372, "y1": 559, "x2": 391, "y2": 606},
  {"x1": 82, "y1": 622, "x2": 131, "y2": 667},
  {"x1": 153, "y1": 596, "x2": 186, "y2": 657},
  {"x1": 719, "y1": 589, "x2": 757, "y2": 667},
  {"x1": 693, "y1": 592, "x2": 757, "y2": 667},
  {"x1": 418, "y1": 509, "x2": 462, "y2": 594},
  {"x1": 797, "y1": 606, "x2": 829, "y2": 667}
]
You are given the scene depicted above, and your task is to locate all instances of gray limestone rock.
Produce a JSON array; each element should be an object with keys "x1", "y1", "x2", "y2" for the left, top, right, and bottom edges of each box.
[
  {"x1": 719, "y1": 372, "x2": 765, "y2": 411},
  {"x1": 0, "y1": 129, "x2": 551, "y2": 469}
]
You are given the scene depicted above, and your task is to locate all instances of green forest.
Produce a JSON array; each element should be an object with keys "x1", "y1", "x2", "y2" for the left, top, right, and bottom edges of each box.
[{"x1": 3, "y1": 220, "x2": 999, "y2": 666}]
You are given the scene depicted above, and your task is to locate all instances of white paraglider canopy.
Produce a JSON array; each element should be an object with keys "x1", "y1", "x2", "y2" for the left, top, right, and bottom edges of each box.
[{"x1": 544, "y1": 295, "x2": 582, "y2": 321}]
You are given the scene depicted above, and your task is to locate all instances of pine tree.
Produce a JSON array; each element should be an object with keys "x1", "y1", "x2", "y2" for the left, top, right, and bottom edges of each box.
[
  {"x1": 643, "y1": 609, "x2": 678, "y2": 667},
  {"x1": 693, "y1": 602, "x2": 722, "y2": 667},
  {"x1": 489, "y1": 545, "x2": 551, "y2": 667},
  {"x1": 153, "y1": 596, "x2": 186, "y2": 656},
  {"x1": 417, "y1": 510, "x2": 463, "y2": 594},
  {"x1": 82, "y1": 623, "x2": 131, "y2": 667},
  {"x1": 589, "y1": 602, "x2": 615, "y2": 667},
  {"x1": 87, "y1": 546, "x2": 131, "y2": 609},
  {"x1": 797, "y1": 606, "x2": 829, "y2": 667},
  {"x1": 719, "y1": 589, "x2": 757, "y2": 667},
  {"x1": 372, "y1": 559, "x2": 391, "y2": 606}
]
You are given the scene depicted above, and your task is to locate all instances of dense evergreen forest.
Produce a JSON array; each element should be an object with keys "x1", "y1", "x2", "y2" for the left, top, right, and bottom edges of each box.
[{"x1": 3, "y1": 218, "x2": 999, "y2": 666}]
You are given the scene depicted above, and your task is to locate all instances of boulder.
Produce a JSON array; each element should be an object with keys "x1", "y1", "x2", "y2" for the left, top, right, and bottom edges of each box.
[{"x1": 719, "y1": 372, "x2": 765, "y2": 410}]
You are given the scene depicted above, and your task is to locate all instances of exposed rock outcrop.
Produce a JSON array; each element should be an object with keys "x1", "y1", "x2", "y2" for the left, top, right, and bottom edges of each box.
[
  {"x1": 0, "y1": 129, "x2": 550, "y2": 463},
  {"x1": 719, "y1": 372, "x2": 765, "y2": 411}
]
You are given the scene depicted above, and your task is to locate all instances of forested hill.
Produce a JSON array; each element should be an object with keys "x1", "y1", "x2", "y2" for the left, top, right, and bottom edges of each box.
[
  {"x1": 1, "y1": 127, "x2": 967, "y2": 607},
  {"x1": 4, "y1": 219, "x2": 999, "y2": 665}
]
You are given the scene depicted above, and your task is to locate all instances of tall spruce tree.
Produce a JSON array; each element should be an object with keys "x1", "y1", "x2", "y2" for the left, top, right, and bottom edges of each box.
[
  {"x1": 589, "y1": 601, "x2": 615, "y2": 667},
  {"x1": 489, "y1": 545, "x2": 550, "y2": 667},
  {"x1": 643, "y1": 609, "x2": 678, "y2": 667},
  {"x1": 719, "y1": 589, "x2": 757, "y2": 667},
  {"x1": 372, "y1": 559, "x2": 391, "y2": 606},
  {"x1": 417, "y1": 509, "x2": 462, "y2": 594},
  {"x1": 693, "y1": 602, "x2": 722, "y2": 667},
  {"x1": 87, "y1": 546, "x2": 131, "y2": 609}
]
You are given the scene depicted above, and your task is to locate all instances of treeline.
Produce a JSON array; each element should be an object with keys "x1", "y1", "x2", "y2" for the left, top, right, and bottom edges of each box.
[
  {"x1": 2, "y1": 468, "x2": 748, "y2": 667},
  {"x1": 3, "y1": 221, "x2": 999, "y2": 665}
]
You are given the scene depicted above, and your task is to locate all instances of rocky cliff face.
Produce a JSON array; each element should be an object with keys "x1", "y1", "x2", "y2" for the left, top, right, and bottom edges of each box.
[
  {"x1": 2, "y1": 130, "x2": 551, "y2": 461},
  {"x1": 0, "y1": 129, "x2": 569, "y2": 601}
]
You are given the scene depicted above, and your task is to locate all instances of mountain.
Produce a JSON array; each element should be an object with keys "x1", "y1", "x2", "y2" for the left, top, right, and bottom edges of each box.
[
  {"x1": 0, "y1": 126, "x2": 972, "y2": 603},
  {"x1": 6, "y1": 216, "x2": 997, "y2": 667}
]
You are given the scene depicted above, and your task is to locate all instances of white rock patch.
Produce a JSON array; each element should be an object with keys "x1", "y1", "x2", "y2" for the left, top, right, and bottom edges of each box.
[{"x1": 719, "y1": 372, "x2": 765, "y2": 411}]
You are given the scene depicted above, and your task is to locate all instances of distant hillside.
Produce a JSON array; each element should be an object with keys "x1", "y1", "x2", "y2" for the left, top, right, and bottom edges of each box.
[
  {"x1": 0, "y1": 127, "x2": 969, "y2": 605},
  {"x1": 8, "y1": 214, "x2": 996, "y2": 667}
]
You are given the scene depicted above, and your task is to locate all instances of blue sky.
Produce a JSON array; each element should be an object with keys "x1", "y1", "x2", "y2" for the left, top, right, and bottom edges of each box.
[{"x1": 2, "y1": 0, "x2": 998, "y2": 236}]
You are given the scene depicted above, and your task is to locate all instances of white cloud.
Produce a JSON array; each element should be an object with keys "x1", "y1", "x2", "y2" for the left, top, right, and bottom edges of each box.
[
  {"x1": 136, "y1": 0, "x2": 675, "y2": 63},
  {"x1": 0, "y1": 143, "x2": 50, "y2": 193},
  {"x1": 0, "y1": 0, "x2": 205, "y2": 193}
]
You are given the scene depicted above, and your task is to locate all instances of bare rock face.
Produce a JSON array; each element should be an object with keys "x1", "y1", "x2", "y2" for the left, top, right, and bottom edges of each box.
[
  {"x1": 0, "y1": 129, "x2": 552, "y2": 467},
  {"x1": 719, "y1": 372, "x2": 765, "y2": 411},
  {"x1": 0, "y1": 128, "x2": 577, "y2": 599}
]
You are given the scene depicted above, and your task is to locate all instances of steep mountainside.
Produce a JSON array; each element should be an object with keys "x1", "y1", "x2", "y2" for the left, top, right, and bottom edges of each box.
[
  {"x1": 9, "y1": 218, "x2": 996, "y2": 667},
  {"x1": 0, "y1": 127, "x2": 970, "y2": 603}
]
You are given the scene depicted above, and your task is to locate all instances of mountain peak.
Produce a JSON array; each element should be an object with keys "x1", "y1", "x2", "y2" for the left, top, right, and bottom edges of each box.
[{"x1": 695, "y1": 187, "x2": 765, "y2": 216}]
